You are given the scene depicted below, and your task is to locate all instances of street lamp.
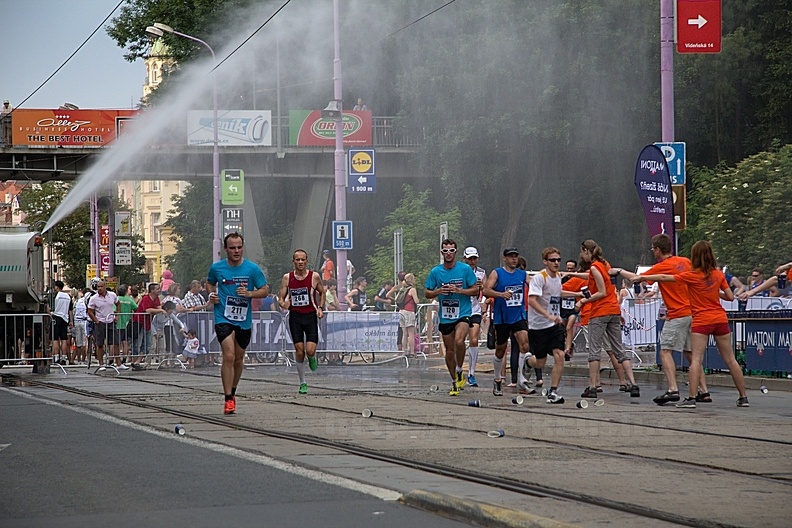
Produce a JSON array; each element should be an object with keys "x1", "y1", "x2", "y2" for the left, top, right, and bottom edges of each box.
[{"x1": 146, "y1": 23, "x2": 221, "y2": 262}]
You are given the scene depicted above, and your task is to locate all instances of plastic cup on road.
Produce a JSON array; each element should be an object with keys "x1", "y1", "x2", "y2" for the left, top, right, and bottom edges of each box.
[
  {"x1": 468, "y1": 400, "x2": 481, "y2": 407},
  {"x1": 512, "y1": 396, "x2": 523, "y2": 405},
  {"x1": 540, "y1": 388, "x2": 548, "y2": 397},
  {"x1": 759, "y1": 386, "x2": 769, "y2": 394},
  {"x1": 362, "y1": 408, "x2": 373, "y2": 418},
  {"x1": 487, "y1": 429, "x2": 505, "y2": 438},
  {"x1": 429, "y1": 384, "x2": 439, "y2": 392},
  {"x1": 576, "y1": 400, "x2": 589, "y2": 409},
  {"x1": 594, "y1": 399, "x2": 605, "y2": 407},
  {"x1": 174, "y1": 425, "x2": 185, "y2": 436}
]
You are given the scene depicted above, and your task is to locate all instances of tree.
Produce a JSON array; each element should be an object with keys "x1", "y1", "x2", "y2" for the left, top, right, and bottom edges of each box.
[{"x1": 366, "y1": 185, "x2": 460, "y2": 298}]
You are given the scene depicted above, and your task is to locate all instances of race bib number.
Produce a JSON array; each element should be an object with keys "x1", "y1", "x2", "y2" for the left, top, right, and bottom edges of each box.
[
  {"x1": 290, "y1": 287, "x2": 309, "y2": 307},
  {"x1": 549, "y1": 296, "x2": 561, "y2": 317},
  {"x1": 224, "y1": 296, "x2": 249, "y2": 322},
  {"x1": 561, "y1": 297, "x2": 576, "y2": 310},
  {"x1": 505, "y1": 286, "x2": 523, "y2": 307},
  {"x1": 440, "y1": 298, "x2": 460, "y2": 320}
]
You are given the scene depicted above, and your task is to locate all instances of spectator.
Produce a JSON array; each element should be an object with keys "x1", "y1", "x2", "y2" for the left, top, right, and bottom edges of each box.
[
  {"x1": 160, "y1": 269, "x2": 175, "y2": 293},
  {"x1": 320, "y1": 250, "x2": 335, "y2": 282},
  {"x1": 353, "y1": 98, "x2": 368, "y2": 111},
  {"x1": 181, "y1": 328, "x2": 203, "y2": 369},
  {"x1": 345, "y1": 277, "x2": 367, "y2": 311},
  {"x1": 130, "y1": 283, "x2": 165, "y2": 370},
  {"x1": 1, "y1": 100, "x2": 11, "y2": 115},
  {"x1": 324, "y1": 279, "x2": 340, "y2": 311},
  {"x1": 747, "y1": 268, "x2": 768, "y2": 296},
  {"x1": 114, "y1": 284, "x2": 138, "y2": 368},
  {"x1": 374, "y1": 280, "x2": 394, "y2": 311}
]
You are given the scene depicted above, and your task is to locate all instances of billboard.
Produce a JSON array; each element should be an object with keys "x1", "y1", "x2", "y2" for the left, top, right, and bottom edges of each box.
[
  {"x1": 289, "y1": 110, "x2": 372, "y2": 146},
  {"x1": 11, "y1": 109, "x2": 138, "y2": 148},
  {"x1": 187, "y1": 110, "x2": 272, "y2": 146}
]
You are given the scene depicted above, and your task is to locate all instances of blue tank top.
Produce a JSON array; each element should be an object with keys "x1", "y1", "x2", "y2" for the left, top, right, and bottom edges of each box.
[{"x1": 492, "y1": 267, "x2": 527, "y2": 325}]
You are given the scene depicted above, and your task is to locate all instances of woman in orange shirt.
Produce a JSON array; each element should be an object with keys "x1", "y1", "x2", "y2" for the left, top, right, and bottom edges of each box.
[{"x1": 636, "y1": 240, "x2": 748, "y2": 408}]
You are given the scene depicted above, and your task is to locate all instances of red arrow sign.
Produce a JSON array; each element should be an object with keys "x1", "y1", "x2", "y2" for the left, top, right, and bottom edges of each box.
[{"x1": 677, "y1": 0, "x2": 721, "y2": 54}]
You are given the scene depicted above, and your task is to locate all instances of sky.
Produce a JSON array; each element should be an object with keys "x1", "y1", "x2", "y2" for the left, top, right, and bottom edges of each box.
[{"x1": 1, "y1": 0, "x2": 143, "y2": 109}]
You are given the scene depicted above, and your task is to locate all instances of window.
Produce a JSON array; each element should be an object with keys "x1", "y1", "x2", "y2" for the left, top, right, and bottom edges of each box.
[
  {"x1": 149, "y1": 180, "x2": 160, "y2": 192},
  {"x1": 150, "y1": 213, "x2": 161, "y2": 243}
]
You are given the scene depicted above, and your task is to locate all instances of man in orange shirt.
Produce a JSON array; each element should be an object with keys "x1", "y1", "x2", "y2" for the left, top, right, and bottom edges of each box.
[
  {"x1": 320, "y1": 250, "x2": 335, "y2": 282},
  {"x1": 612, "y1": 234, "x2": 702, "y2": 405}
]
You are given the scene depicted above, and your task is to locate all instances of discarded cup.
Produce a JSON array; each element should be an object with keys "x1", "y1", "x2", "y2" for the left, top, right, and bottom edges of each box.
[
  {"x1": 429, "y1": 384, "x2": 440, "y2": 392},
  {"x1": 487, "y1": 429, "x2": 505, "y2": 438},
  {"x1": 174, "y1": 425, "x2": 185, "y2": 436},
  {"x1": 468, "y1": 400, "x2": 481, "y2": 407},
  {"x1": 362, "y1": 408, "x2": 373, "y2": 418},
  {"x1": 511, "y1": 396, "x2": 524, "y2": 405},
  {"x1": 759, "y1": 386, "x2": 769, "y2": 394},
  {"x1": 540, "y1": 388, "x2": 548, "y2": 397},
  {"x1": 576, "y1": 400, "x2": 589, "y2": 409},
  {"x1": 594, "y1": 399, "x2": 605, "y2": 407}
]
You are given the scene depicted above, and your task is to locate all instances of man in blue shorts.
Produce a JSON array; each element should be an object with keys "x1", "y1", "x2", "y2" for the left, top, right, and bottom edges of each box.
[
  {"x1": 425, "y1": 239, "x2": 478, "y2": 396},
  {"x1": 207, "y1": 233, "x2": 269, "y2": 415}
]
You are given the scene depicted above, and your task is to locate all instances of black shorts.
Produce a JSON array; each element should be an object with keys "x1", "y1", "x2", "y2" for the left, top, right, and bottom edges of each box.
[
  {"x1": 469, "y1": 314, "x2": 482, "y2": 326},
  {"x1": 116, "y1": 325, "x2": 131, "y2": 343},
  {"x1": 52, "y1": 317, "x2": 69, "y2": 340},
  {"x1": 439, "y1": 317, "x2": 471, "y2": 336},
  {"x1": 494, "y1": 320, "x2": 528, "y2": 346},
  {"x1": 288, "y1": 311, "x2": 319, "y2": 344},
  {"x1": 528, "y1": 325, "x2": 566, "y2": 359},
  {"x1": 215, "y1": 323, "x2": 252, "y2": 349},
  {"x1": 94, "y1": 322, "x2": 116, "y2": 346}
]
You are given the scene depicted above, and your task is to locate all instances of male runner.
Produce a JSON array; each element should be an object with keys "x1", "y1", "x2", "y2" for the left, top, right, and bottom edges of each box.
[
  {"x1": 483, "y1": 247, "x2": 531, "y2": 397},
  {"x1": 207, "y1": 233, "x2": 269, "y2": 415},
  {"x1": 279, "y1": 249, "x2": 326, "y2": 394},
  {"x1": 463, "y1": 246, "x2": 486, "y2": 386},
  {"x1": 425, "y1": 239, "x2": 478, "y2": 396}
]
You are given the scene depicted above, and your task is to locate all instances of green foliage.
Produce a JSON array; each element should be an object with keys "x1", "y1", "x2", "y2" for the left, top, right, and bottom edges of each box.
[
  {"x1": 366, "y1": 185, "x2": 460, "y2": 300},
  {"x1": 163, "y1": 180, "x2": 212, "y2": 284},
  {"x1": 688, "y1": 145, "x2": 792, "y2": 278}
]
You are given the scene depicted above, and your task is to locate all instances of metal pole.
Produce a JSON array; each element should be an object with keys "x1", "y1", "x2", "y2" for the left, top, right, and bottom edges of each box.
[
  {"x1": 660, "y1": 0, "x2": 674, "y2": 142},
  {"x1": 332, "y1": 0, "x2": 348, "y2": 309}
]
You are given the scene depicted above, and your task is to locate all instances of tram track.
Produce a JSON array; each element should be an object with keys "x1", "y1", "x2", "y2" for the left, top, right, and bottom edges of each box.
[{"x1": 4, "y1": 370, "x2": 787, "y2": 528}]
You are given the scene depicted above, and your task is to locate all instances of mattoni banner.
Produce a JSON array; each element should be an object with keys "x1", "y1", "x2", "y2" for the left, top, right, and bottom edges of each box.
[
  {"x1": 289, "y1": 110, "x2": 372, "y2": 146},
  {"x1": 634, "y1": 145, "x2": 675, "y2": 254},
  {"x1": 11, "y1": 109, "x2": 139, "y2": 148}
]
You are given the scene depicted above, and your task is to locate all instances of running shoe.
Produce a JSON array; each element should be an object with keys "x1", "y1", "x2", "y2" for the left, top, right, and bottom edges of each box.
[
  {"x1": 449, "y1": 382, "x2": 459, "y2": 396},
  {"x1": 224, "y1": 399, "x2": 236, "y2": 414},
  {"x1": 581, "y1": 387, "x2": 598, "y2": 398},
  {"x1": 98, "y1": 366, "x2": 106, "y2": 372},
  {"x1": 546, "y1": 391, "x2": 565, "y2": 404},
  {"x1": 455, "y1": 371, "x2": 466, "y2": 390},
  {"x1": 467, "y1": 374, "x2": 478, "y2": 387},
  {"x1": 493, "y1": 379, "x2": 503, "y2": 396},
  {"x1": 518, "y1": 381, "x2": 536, "y2": 395},
  {"x1": 299, "y1": 383, "x2": 308, "y2": 394},
  {"x1": 630, "y1": 384, "x2": 641, "y2": 398},
  {"x1": 737, "y1": 397, "x2": 750, "y2": 407},
  {"x1": 308, "y1": 355, "x2": 318, "y2": 372},
  {"x1": 118, "y1": 364, "x2": 130, "y2": 370},
  {"x1": 675, "y1": 397, "x2": 696, "y2": 409},
  {"x1": 653, "y1": 391, "x2": 680, "y2": 406}
]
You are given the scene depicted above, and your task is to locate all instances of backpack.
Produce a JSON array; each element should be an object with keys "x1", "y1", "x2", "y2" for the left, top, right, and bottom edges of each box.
[{"x1": 394, "y1": 287, "x2": 409, "y2": 309}]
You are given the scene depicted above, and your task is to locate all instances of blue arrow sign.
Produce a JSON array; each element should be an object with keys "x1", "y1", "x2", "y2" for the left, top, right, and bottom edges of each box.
[{"x1": 654, "y1": 142, "x2": 686, "y2": 184}]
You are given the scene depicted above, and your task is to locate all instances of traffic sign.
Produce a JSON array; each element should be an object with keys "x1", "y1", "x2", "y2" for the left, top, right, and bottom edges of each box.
[
  {"x1": 222, "y1": 169, "x2": 245, "y2": 205},
  {"x1": 672, "y1": 184, "x2": 687, "y2": 231},
  {"x1": 114, "y1": 239, "x2": 132, "y2": 265},
  {"x1": 348, "y1": 148, "x2": 376, "y2": 193},
  {"x1": 654, "y1": 142, "x2": 686, "y2": 184},
  {"x1": 222, "y1": 208, "x2": 244, "y2": 238},
  {"x1": 677, "y1": 0, "x2": 721, "y2": 54},
  {"x1": 332, "y1": 220, "x2": 353, "y2": 250}
]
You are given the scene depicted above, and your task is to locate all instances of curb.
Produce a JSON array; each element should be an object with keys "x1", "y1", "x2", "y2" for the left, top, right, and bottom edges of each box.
[{"x1": 400, "y1": 489, "x2": 578, "y2": 528}]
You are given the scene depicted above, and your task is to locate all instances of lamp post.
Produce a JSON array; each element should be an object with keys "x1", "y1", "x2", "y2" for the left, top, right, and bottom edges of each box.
[{"x1": 146, "y1": 23, "x2": 221, "y2": 262}]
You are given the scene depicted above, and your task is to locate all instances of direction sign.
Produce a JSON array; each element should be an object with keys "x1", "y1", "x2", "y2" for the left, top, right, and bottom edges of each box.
[
  {"x1": 222, "y1": 169, "x2": 245, "y2": 205},
  {"x1": 222, "y1": 208, "x2": 244, "y2": 238},
  {"x1": 114, "y1": 239, "x2": 132, "y2": 266},
  {"x1": 332, "y1": 220, "x2": 353, "y2": 250},
  {"x1": 654, "y1": 141, "x2": 686, "y2": 184},
  {"x1": 672, "y1": 184, "x2": 687, "y2": 231},
  {"x1": 348, "y1": 148, "x2": 376, "y2": 193},
  {"x1": 677, "y1": 0, "x2": 721, "y2": 54}
]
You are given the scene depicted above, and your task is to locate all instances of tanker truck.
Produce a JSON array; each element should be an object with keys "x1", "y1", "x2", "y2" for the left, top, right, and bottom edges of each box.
[{"x1": 0, "y1": 226, "x2": 47, "y2": 369}]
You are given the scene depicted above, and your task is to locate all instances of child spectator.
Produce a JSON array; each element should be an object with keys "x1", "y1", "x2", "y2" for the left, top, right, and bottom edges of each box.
[{"x1": 181, "y1": 328, "x2": 203, "y2": 369}]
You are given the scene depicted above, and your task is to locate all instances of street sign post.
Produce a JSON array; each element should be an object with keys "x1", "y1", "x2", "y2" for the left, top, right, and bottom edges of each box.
[
  {"x1": 672, "y1": 184, "x2": 687, "y2": 231},
  {"x1": 677, "y1": 0, "x2": 721, "y2": 54},
  {"x1": 222, "y1": 169, "x2": 245, "y2": 205},
  {"x1": 332, "y1": 220, "x2": 353, "y2": 250},
  {"x1": 348, "y1": 148, "x2": 376, "y2": 193},
  {"x1": 654, "y1": 141, "x2": 686, "y2": 184},
  {"x1": 222, "y1": 208, "x2": 244, "y2": 239}
]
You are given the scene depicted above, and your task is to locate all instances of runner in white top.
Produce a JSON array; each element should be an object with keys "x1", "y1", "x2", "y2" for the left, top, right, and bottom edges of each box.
[{"x1": 463, "y1": 247, "x2": 486, "y2": 387}]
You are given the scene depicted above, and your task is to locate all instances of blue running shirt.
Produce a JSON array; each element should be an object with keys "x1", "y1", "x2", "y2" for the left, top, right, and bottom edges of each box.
[
  {"x1": 207, "y1": 258, "x2": 267, "y2": 330},
  {"x1": 425, "y1": 262, "x2": 477, "y2": 323}
]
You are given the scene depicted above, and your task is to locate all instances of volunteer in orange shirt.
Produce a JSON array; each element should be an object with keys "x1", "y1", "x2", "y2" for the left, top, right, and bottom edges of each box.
[
  {"x1": 576, "y1": 240, "x2": 640, "y2": 399},
  {"x1": 612, "y1": 233, "x2": 709, "y2": 405},
  {"x1": 636, "y1": 240, "x2": 749, "y2": 409}
]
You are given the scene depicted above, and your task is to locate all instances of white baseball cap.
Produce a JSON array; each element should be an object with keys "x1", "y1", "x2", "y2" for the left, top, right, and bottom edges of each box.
[{"x1": 463, "y1": 246, "x2": 479, "y2": 258}]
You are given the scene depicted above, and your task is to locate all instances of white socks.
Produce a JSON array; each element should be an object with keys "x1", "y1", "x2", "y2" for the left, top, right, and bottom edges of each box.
[
  {"x1": 468, "y1": 346, "x2": 479, "y2": 375},
  {"x1": 296, "y1": 359, "x2": 306, "y2": 384}
]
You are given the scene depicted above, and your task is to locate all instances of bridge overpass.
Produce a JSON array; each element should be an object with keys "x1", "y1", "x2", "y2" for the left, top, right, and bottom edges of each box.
[{"x1": 0, "y1": 116, "x2": 424, "y2": 270}]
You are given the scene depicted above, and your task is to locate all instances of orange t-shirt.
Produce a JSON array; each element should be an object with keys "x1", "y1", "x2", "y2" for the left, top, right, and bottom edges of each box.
[
  {"x1": 645, "y1": 256, "x2": 692, "y2": 319},
  {"x1": 674, "y1": 269, "x2": 729, "y2": 326},
  {"x1": 322, "y1": 259, "x2": 335, "y2": 281},
  {"x1": 588, "y1": 260, "x2": 620, "y2": 319}
]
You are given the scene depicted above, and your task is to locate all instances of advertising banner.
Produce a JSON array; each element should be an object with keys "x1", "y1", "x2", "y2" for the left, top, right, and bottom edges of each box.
[
  {"x1": 744, "y1": 320, "x2": 792, "y2": 372},
  {"x1": 115, "y1": 239, "x2": 132, "y2": 266},
  {"x1": 187, "y1": 110, "x2": 272, "y2": 146},
  {"x1": 634, "y1": 145, "x2": 676, "y2": 253},
  {"x1": 11, "y1": 109, "x2": 138, "y2": 148},
  {"x1": 289, "y1": 110, "x2": 372, "y2": 146}
]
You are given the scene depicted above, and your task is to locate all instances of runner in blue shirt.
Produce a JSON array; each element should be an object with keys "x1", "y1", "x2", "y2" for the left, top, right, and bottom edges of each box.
[
  {"x1": 425, "y1": 239, "x2": 478, "y2": 396},
  {"x1": 207, "y1": 233, "x2": 269, "y2": 415}
]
